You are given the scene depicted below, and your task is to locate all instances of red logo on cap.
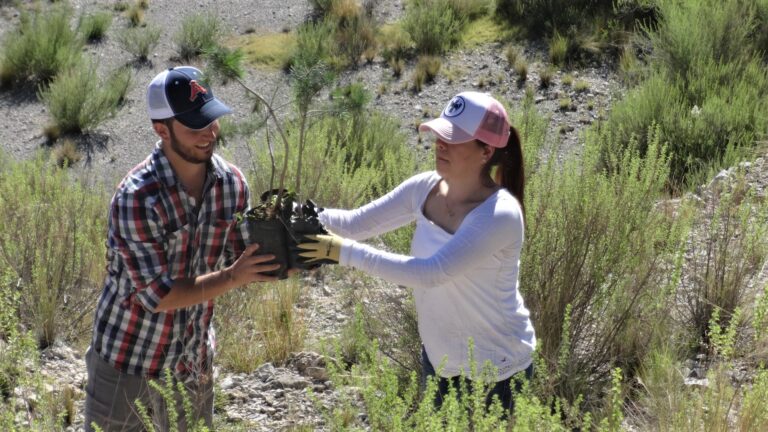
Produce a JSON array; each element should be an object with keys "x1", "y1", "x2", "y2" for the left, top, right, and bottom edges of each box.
[{"x1": 189, "y1": 80, "x2": 207, "y2": 101}]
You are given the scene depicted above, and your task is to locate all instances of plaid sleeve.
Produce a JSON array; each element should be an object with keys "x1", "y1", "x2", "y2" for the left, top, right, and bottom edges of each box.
[
  {"x1": 225, "y1": 167, "x2": 251, "y2": 265},
  {"x1": 111, "y1": 190, "x2": 174, "y2": 312}
]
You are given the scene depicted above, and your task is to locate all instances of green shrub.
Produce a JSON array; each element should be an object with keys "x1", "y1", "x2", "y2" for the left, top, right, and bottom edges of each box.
[
  {"x1": 644, "y1": 0, "x2": 759, "y2": 82},
  {"x1": 0, "y1": 154, "x2": 106, "y2": 348},
  {"x1": 78, "y1": 11, "x2": 113, "y2": 43},
  {"x1": 402, "y1": 0, "x2": 465, "y2": 55},
  {"x1": 40, "y1": 61, "x2": 127, "y2": 134},
  {"x1": 522, "y1": 127, "x2": 688, "y2": 405},
  {"x1": 604, "y1": 58, "x2": 768, "y2": 185},
  {"x1": 0, "y1": 4, "x2": 83, "y2": 87},
  {"x1": 116, "y1": 23, "x2": 161, "y2": 62},
  {"x1": 174, "y1": 13, "x2": 223, "y2": 60}
]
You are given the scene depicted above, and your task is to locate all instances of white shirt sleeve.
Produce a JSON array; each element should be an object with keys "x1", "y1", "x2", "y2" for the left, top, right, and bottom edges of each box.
[
  {"x1": 318, "y1": 172, "x2": 435, "y2": 241},
  {"x1": 339, "y1": 194, "x2": 524, "y2": 290}
]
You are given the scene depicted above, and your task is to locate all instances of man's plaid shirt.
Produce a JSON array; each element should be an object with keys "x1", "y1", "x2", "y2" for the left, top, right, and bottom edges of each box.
[{"x1": 91, "y1": 143, "x2": 250, "y2": 379}]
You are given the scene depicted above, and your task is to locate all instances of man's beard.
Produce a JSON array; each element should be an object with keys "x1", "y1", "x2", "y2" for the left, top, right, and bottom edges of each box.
[{"x1": 168, "y1": 124, "x2": 215, "y2": 165}]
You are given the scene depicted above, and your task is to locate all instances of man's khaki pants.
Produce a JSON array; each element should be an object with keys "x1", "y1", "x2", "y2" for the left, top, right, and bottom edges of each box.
[{"x1": 83, "y1": 348, "x2": 214, "y2": 432}]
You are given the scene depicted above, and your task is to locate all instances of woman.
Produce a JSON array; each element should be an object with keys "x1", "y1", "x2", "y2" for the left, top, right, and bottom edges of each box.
[{"x1": 298, "y1": 91, "x2": 536, "y2": 412}]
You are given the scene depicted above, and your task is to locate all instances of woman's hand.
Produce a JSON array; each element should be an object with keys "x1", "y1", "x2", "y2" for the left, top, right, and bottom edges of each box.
[{"x1": 296, "y1": 233, "x2": 343, "y2": 264}]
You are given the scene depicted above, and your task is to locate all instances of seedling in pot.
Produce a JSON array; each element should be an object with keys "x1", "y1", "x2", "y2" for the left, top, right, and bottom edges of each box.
[{"x1": 205, "y1": 45, "x2": 334, "y2": 276}]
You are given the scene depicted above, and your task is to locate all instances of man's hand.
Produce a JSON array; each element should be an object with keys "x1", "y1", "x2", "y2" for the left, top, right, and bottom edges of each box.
[
  {"x1": 296, "y1": 234, "x2": 343, "y2": 264},
  {"x1": 225, "y1": 243, "x2": 282, "y2": 285}
]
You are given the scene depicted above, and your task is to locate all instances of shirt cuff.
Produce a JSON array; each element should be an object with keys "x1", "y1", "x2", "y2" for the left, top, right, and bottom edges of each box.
[{"x1": 134, "y1": 274, "x2": 175, "y2": 312}]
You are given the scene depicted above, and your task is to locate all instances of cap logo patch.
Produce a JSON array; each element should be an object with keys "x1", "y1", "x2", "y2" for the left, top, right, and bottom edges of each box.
[
  {"x1": 444, "y1": 96, "x2": 465, "y2": 118},
  {"x1": 189, "y1": 80, "x2": 208, "y2": 101}
]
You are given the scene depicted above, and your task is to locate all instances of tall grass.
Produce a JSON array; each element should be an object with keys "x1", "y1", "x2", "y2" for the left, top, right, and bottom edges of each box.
[
  {"x1": 78, "y1": 11, "x2": 113, "y2": 43},
  {"x1": 174, "y1": 13, "x2": 223, "y2": 60},
  {"x1": 0, "y1": 154, "x2": 106, "y2": 348},
  {"x1": 40, "y1": 60, "x2": 131, "y2": 134},
  {"x1": 116, "y1": 23, "x2": 162, "y2": 62},
  {"x1": 0, "y1": 4, "x2": 83, "y2": 87}
]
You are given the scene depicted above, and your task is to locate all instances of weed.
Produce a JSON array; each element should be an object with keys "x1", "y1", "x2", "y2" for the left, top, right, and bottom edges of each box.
[
  {"x1": 116, "y1": 24, "x2": 161, "y2": 62},
  {"x1": 549, "y1": 31, "x2": 568, "y2": 66},
  {"x1": 113, "y1": 1, "x2": 129, "y2": 12},
  {"x1": 514, "y1": 57, "x2": 528, "y2": 82},
  {"x1": 126, "y1": 5, "x2": 144, "y2": 27},
  {"x1": 174, "y1": 13, "x2": 223, "y2": 60},
  {"x1": 78, "y1": 12, "x2": 112, "y2": 43},
  {"x1": 236, "y1": 32, "x2": 296, "y2": 71},
  {"x1": 43, "y1": 124, "x2": 61, "y2": 143},
  {"x1": 137, "y1": 0, "x2": 150, "y2": 9},
  {"x1": 52, "y1": 138, "x2": 82, "y2": 167},
  {"x1": 562, "y1": 73, "x2": 573, "y2": 86},
  {"x1": 378, "y1": 24, "x2": 412, "y2": 64},
  {"x1": 505, "y1": 44, "x2": 521, "y2": 67},
  {"x1": 389, "y1": 57, "x2": 405, "y2": 78},
  {"x1": 539, "y1": 66, "x2": 554, "y2": 89},
  {"x1": 574, "y1": 79, "x2": 589, "y2": 93}
]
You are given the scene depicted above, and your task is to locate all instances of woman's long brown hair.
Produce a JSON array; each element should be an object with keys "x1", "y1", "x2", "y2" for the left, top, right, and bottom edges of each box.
[{"x1": 482, "y1": 127, "x2": 524, "y2": 216}]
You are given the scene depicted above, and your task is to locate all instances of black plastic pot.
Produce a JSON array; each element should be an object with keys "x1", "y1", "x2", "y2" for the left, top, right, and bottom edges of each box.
[
  {"x1": 245, "y1": 217, "x2": 289, "y2": 279},
  {"x1": 286, "y1": 199, "x2": 330, "y2": 270}
]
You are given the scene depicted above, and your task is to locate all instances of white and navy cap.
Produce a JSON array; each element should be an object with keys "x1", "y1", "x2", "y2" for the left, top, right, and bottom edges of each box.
[
  {"x1": 147, "y1": 66, "x2": 232, "y2": 130},
  {"x1": 419, "y1": 91, "x2": 511, "y2": 148}
]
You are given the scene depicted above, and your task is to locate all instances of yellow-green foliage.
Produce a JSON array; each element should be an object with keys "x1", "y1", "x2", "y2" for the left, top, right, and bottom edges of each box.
[
  {"x1": 174, "y1": 13, "x2": 223, "y2": 60},
  {"x1": 115, "y1": 23, "x2": 161, "y2": 61},
  {"x1": 549, "y1": 31, "x2": 568, "y2": 66},
  {"x1": 403, "y1": 0, "x2": 465, "y2": 55},
  {"x1": 216, "y1": 280, "x2": 306, "y2": 372},
  {"x1": 0, "y1": 153, "x2": 107, "y2": 348},
  {"x1": 378, "y1": 23, "x2": 412, "y2": 64},
  {"x1": 459, "y1": 16, "x2": 510, "y2": 48},
  {"x1": 234, "y1": 32, "x2": 297, "y2": 70}
]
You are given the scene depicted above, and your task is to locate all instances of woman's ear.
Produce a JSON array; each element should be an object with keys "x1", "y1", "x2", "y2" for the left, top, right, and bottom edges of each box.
[{"x1": 483, "y1": 144, "x2": 496, "y2": 161}]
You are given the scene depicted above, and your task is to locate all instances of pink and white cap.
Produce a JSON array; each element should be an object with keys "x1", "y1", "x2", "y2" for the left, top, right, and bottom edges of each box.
[{"x1": 419, "y1": 91, "x2": 511, "y2": 148}]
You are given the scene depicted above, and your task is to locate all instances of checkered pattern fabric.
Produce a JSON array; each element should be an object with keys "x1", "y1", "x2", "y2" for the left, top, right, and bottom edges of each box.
[{"x1": 91, "y1": 143, "x2": 250, "y2": 379}]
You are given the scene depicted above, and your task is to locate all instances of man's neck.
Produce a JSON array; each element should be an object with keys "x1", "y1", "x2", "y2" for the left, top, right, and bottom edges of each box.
[{"x1": 161, "y1": 143, "x2": 207, "y2": 199}]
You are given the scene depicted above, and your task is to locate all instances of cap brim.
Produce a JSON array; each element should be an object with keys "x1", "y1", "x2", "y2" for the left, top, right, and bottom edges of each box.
[
  {"x1": 175, "y1": 98, "x2": 232, "y2": 130},
  {"x1": 418, "y1": 118, "x2": 474, "y2": 144}
]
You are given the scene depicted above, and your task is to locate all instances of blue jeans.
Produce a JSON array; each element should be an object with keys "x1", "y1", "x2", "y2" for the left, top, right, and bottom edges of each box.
[{"x1": 421, "y1": 346, "x2": 533, "y2": 415}]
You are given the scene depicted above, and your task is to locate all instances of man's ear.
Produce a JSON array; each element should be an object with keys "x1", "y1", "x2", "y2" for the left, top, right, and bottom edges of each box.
[{"x1": 152, "y1": 121, "x2": 171, "y2": 142}]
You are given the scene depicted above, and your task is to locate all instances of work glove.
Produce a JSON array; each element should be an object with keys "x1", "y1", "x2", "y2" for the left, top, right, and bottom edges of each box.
[{"x1": 296, "y1": 233, "x2": 343, "y2": 264}]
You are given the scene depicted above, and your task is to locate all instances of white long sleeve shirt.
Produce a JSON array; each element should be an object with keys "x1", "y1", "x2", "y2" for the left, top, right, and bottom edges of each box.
[{"x1": 319, "y1": 171, "x2": 536, "y2": 380}]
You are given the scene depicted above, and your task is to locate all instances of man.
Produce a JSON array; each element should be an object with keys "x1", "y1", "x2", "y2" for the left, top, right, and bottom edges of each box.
[{"x1": 84, "y1": 66, "x2": 279, "y2": 431}]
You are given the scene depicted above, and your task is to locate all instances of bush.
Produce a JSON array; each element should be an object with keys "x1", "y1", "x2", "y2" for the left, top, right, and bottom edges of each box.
[
  {"x1": 116, "y1": 23, "x2": 161, "y2": 62},
  {"x1": 549, "y1": 32, "x2": 568, "y2": 66},
  {"x1": 174, "y1": 13, "x2": 223, "y2": 60},
  {"x1": 604, "y1": 58, "x2": 768, "y2": 185},
  {"x1": 0, "y1": 4, "x2": 83, "y2": 87},
  {"x1": 402, "y1": 0, "x2": 465, "y2": 55},
  {"x1": 412, "y1": 55, "x2": 441, "y2": 92},
  {"x1": 0, "y1": 154, "x2": 106, "y2": 347},
  {"x1": 78, "y1": 11, "x2": 113, "y2": 43},
  {"x1": 522, "y1": 127, "x2": 688, "y2": 405},
  {"x1": 39, "y1": 61, "x2": 127, "y2": 134},
  {"x1": 379, "y1": 24, "x2": 413, "y2": 64},
  {"x1": 333, "y1": 9, "x2": 377, "y2": 68},
  {"x1": 601, "y1": 0, "x2": 768, "y2": 187}
]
